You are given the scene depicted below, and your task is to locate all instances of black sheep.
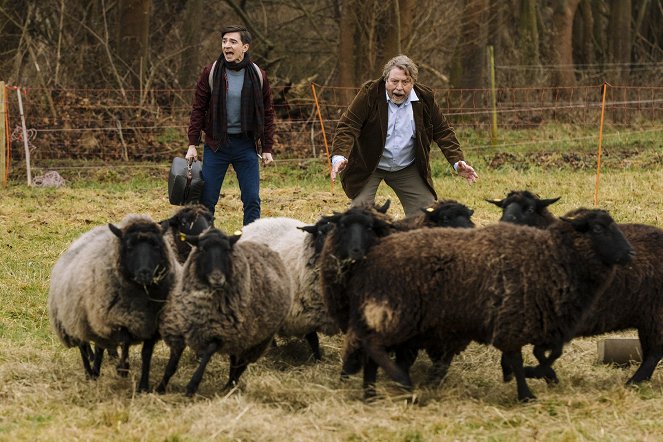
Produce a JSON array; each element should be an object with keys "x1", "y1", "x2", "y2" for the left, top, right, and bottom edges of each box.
[{"x1": 342, "y1": 209, "x2": 633, "y2": 401}]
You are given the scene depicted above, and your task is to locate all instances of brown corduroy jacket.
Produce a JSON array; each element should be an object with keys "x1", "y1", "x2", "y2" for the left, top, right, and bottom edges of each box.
[{"x1": 331, "y1": 79, "x2": 465, "y2": 200}]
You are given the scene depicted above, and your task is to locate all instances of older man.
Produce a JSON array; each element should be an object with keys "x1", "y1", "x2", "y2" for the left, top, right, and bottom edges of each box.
[{"x1": 331, "y1": 54, "x2": 478, "y2": 216}]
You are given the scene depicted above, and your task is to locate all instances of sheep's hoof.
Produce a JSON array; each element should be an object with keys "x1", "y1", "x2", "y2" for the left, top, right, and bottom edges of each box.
[
  {"x1": 137, "y1": 383, "x2": 150, "y2": 393},
  {"x1": 155, "y1": 383, "x2": 167, "y2": 394},
  {"x1": 517, "y1": 391, "x2": 537, "y2": 402}
]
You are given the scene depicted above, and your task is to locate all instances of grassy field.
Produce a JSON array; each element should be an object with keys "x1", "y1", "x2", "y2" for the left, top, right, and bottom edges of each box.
[{"x1": 2, "y1": 139, "x2": 663, "y2": 441}]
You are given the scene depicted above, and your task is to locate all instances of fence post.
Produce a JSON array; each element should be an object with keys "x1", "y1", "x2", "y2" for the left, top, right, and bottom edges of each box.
[
  {"x1": 594, "y1": 81, "x2": 608, "y2": 207},
  {"x1": 488, "y1": 45, "x2": 498, "y2": 146},
  {"x1": 0, "y1": 82, "x2": 6, "y2": 186},
  {"x1": 311, "y1": 82, "x2": 333, "y2": 193},
  {"x1": 16, "y1": 87, "x2": 32, "y2": 186}
]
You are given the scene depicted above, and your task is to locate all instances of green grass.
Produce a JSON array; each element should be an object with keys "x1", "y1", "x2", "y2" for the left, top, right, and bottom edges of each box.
[{"x1": 2, "y1": 137, "x2": 663, "y2": 440}]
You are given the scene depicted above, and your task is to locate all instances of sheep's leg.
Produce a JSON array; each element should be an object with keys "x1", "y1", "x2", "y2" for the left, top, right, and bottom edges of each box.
[
  {"x1": 526, "y1": 344, "x2": 560, "y2": 384},
  {"x1": 502, "y1": 350, "x2": 535, "y2": 402},
  {"x1": 79, "y1": 344, "x2": 97, "y2": 379},
  {"x1": 626, "y1": 334, "x2": 662, "y2": 384},
  {"x1": 137, "y1": 336, "x2": 158, "y2": 393},
  {"x1": 500, "y1": 353, "x2": 513, "y2": 382},
  {"x1": 305, "y1": 332, "x2": 322, "y2": 361},
  {"x1": 363, "y1": 340, "x2": 412, "y2": 392},
  {"x1": 91, "y1": 345, "x2": 104, "y2": 378},
  {"x1": 107, "y1": 347, "x2": 119, "y2": 359},
  {"x1": 224, "y1": 355, "x2": 250, "y2": 391},
  {"x1": 425, "y1": 348, "x2": 454, "y2": 387},
  {"x1": 185, "y1": 341, "x2": 219, "y2": 397},
  {"x1": 395, "y1": 346, "x2": 418, "y2": 374},
  {"x1": 341, "y1": 328, "x2": 364, "y2": 378},
  {"x1": 362, "y1": 357, "x2": 379, "y2": 401},
  {"x1": 116, "y1": 342, "x2": 130, "y2": 377},
  {"x1": 155, "y1": 343, "x2": 185, "y2": 394}
]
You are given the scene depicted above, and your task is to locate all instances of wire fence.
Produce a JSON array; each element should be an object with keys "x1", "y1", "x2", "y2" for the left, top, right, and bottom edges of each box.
[{"x1": 3, "y1": 82, "x2": 662, "y2": 168}]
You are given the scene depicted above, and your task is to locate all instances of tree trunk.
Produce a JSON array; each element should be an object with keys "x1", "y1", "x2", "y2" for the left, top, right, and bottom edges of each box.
[
  {"x1": 519, "y1": 0, "x2": 541, "y2": 84},
  {"x1": 450, "y1": 0, "x2": 490, "y2": 90},
  {"x1": 550, "y1": 0, "x2": 581, "y2": 94},
  {"x1": 116, "y1": 0, "x2": 151, "y2": 88},
  {"x1": 573, "y1": 0, "x2": 595, "y2": 69},
  {"x1": 179, "y1": 0, "x2": 203, "y2": 88},
  {"x1": 607, "y1": 0, "x2": 632, "y2": 84},
  {"x1": 337, "y1": 0, "x2": 358, "y2": 104}
]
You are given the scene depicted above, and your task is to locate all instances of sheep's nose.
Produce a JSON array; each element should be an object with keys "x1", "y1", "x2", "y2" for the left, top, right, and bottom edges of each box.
[
  {"x1": 208, "y1": 270, "x2": 226, "y2": 288},
  {"x1": 134, "y1": 269, "x2": 153, "y2": 285}
]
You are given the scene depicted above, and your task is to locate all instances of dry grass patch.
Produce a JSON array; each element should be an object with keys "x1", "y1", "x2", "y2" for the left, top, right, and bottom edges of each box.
[{"x1": 3, "y1": 161, "x2": 663, "y2": 440}]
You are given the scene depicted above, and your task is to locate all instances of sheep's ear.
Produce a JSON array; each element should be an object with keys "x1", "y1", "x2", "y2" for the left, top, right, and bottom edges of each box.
[
  {"x1": 374, "y1": 219, "x2": 394, "y2": 235},
  {"x1": 538, "y1": 196, "x2": 561, "y2": 208},
  {"x1": 560, "y1": 215, "x2": 589, "y2": 232},
  {"x1": 229, "y1": 231, "x2": 242, "y2": 246},
  {"x1": 468, "y1": 208, "x2": 475, "y2": 216},
  {"x1": 377, "y1": 199, "x2": 391, "y2": 214},
  {"x1": 108, "y1": 223, "x2": 123, "y2": 238},
  {"x1": 298, "y1": 225, "x2": 318, "y2": 235},
  {"x1": 485, "y1": 198, "x2": 505, "y2": 208}
]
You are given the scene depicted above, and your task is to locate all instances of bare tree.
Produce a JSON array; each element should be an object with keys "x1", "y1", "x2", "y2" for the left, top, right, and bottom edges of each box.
[{"x1": 549, "y1": 0, "x2": 581, "y2": 93}]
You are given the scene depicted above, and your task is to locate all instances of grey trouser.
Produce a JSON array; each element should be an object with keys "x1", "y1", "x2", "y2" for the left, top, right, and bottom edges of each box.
[{"x1": 351, "y1": 163, "x2": 435, "y2": 217}]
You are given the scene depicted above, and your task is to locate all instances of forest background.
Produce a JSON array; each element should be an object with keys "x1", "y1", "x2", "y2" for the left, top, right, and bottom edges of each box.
[{"x1": 0, "y1": 0, "x2": 661, "y2": 166}]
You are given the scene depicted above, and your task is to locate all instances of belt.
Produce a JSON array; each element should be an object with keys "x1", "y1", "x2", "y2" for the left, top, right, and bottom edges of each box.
[{"x1": 228, "y1": 132, "x2": 249, "y2": 139}]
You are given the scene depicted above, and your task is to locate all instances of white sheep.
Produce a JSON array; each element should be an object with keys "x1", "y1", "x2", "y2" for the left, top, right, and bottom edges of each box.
[
  {"x1": 238, "y1": 216, "x2": 339, "y2": 360},
  {"x1": 48, "y1": 214, "x2": 181, "y2": 392}
]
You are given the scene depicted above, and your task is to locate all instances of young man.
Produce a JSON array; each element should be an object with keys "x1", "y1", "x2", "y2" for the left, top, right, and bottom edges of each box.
[{"x1": 185, "y1": 25, "x2": 275, "y2": 225}]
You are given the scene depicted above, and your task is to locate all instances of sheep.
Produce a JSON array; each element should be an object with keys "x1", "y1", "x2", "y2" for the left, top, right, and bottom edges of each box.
[
  {"x1": 160, "y1": 204, "x2": 214, "y2": 264},
  {"x1": 318, "y1": 202, "x2": 396, "y2": 335},
  {"x1": 340, "y1": 208, "x2": 634, "y2": 401},
  {"x1": 156, "y1": 228, "x2": 292, "y2": 396},
  {"x1": 392, "y1": 199, "x2": 475, "y2": 231},
  {"x1": 48, "y1": 214, "x2": 180, "y2": 392},
  {"x1": 490, "y1": 190, "x2": 663, "y2": 386},
  {"x1": 237, "y1": 216, "x2": 338, "y2": 361},
  {"x1": 338, "y1": 199, "x2": 476, "y2": 377}
]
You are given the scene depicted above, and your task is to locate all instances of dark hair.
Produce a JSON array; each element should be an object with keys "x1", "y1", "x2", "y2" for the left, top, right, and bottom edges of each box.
[{"x1": 221, "y1": 25, "x2": 252, "y2": 44}]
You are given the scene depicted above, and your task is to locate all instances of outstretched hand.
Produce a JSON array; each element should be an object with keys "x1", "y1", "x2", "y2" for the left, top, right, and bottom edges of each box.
[
  {"x1": 331, "y1": 158, "x2": 348, "y2": 182},
  {"x1": 457, "y1": 160, "x2": 478, "y2": 184}
]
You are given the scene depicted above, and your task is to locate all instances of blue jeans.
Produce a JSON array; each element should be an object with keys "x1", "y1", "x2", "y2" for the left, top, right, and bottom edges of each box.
[{"x1": 200, "y1": 136, "x2": 260, "y2": 226}]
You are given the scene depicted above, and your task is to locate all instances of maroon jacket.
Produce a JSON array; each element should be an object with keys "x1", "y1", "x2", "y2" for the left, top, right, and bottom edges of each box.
[{"x1": 187, "y1": 62, "x2": 275, "y2": 153}]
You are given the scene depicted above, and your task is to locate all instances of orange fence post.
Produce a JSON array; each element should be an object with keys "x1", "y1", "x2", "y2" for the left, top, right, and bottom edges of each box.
[
  {"x1": 594, "y1": 81, "x2": 608, "y2": 207},
  {"x1": 311, "y1": 82, "x2": 333, "y2": 193}
]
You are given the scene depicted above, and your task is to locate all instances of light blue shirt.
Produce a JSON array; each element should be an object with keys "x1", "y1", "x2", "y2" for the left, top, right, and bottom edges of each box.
[{"x1": 377, "y1": 89, "x2": 418, "y2": 171}]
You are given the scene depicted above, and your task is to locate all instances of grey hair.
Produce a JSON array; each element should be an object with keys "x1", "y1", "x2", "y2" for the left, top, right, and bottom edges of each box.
[{"x1": 382, "y1": 55, "x2": 418, "y2": 83}]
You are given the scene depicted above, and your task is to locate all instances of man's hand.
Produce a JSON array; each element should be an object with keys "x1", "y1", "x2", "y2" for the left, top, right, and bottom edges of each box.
[
  {"x1": 261, "y1": 152, "x2": 274, "y2": 166},
  {"x1": 185, "y1": 145, "x2": 198, "y2": 160},
  {"x1": 456, "y1": 160, "x2": 478, "y2": 184},
  {"x1": 331, "y1": 158, "x2": 348, "y2": 182}
]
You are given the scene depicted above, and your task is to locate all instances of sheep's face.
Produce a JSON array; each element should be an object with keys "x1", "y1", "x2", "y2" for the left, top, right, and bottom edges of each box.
[
  {"x1": 300, "y1": 216, "x2": 335, "y2": 257},
  {"x1": 488, "y1": 190, "x2": 559, "y2": 228},
  {"x1": 562, "y1": 209, "x2": 635, "y2": 266},
  {"x1": 423, "y1": 201, "x2": 475, "y2": 228},
  {"x1": 329, "y1": 209, "x2": 391, "y2": 262},
  {"x1": 192, "y1": 229, "x2": 238, "y2": 289},
  {"x1": 110, "y1": 222, "x2": 170, "y2": 286},
  {"x1": 172, "y1": 205, "x2": 214, "y2": 237}
]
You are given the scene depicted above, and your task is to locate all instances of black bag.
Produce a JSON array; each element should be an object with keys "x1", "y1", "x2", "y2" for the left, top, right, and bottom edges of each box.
[{"x1": 168, "y1": 157, "x2": 205, "y2": 205}]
